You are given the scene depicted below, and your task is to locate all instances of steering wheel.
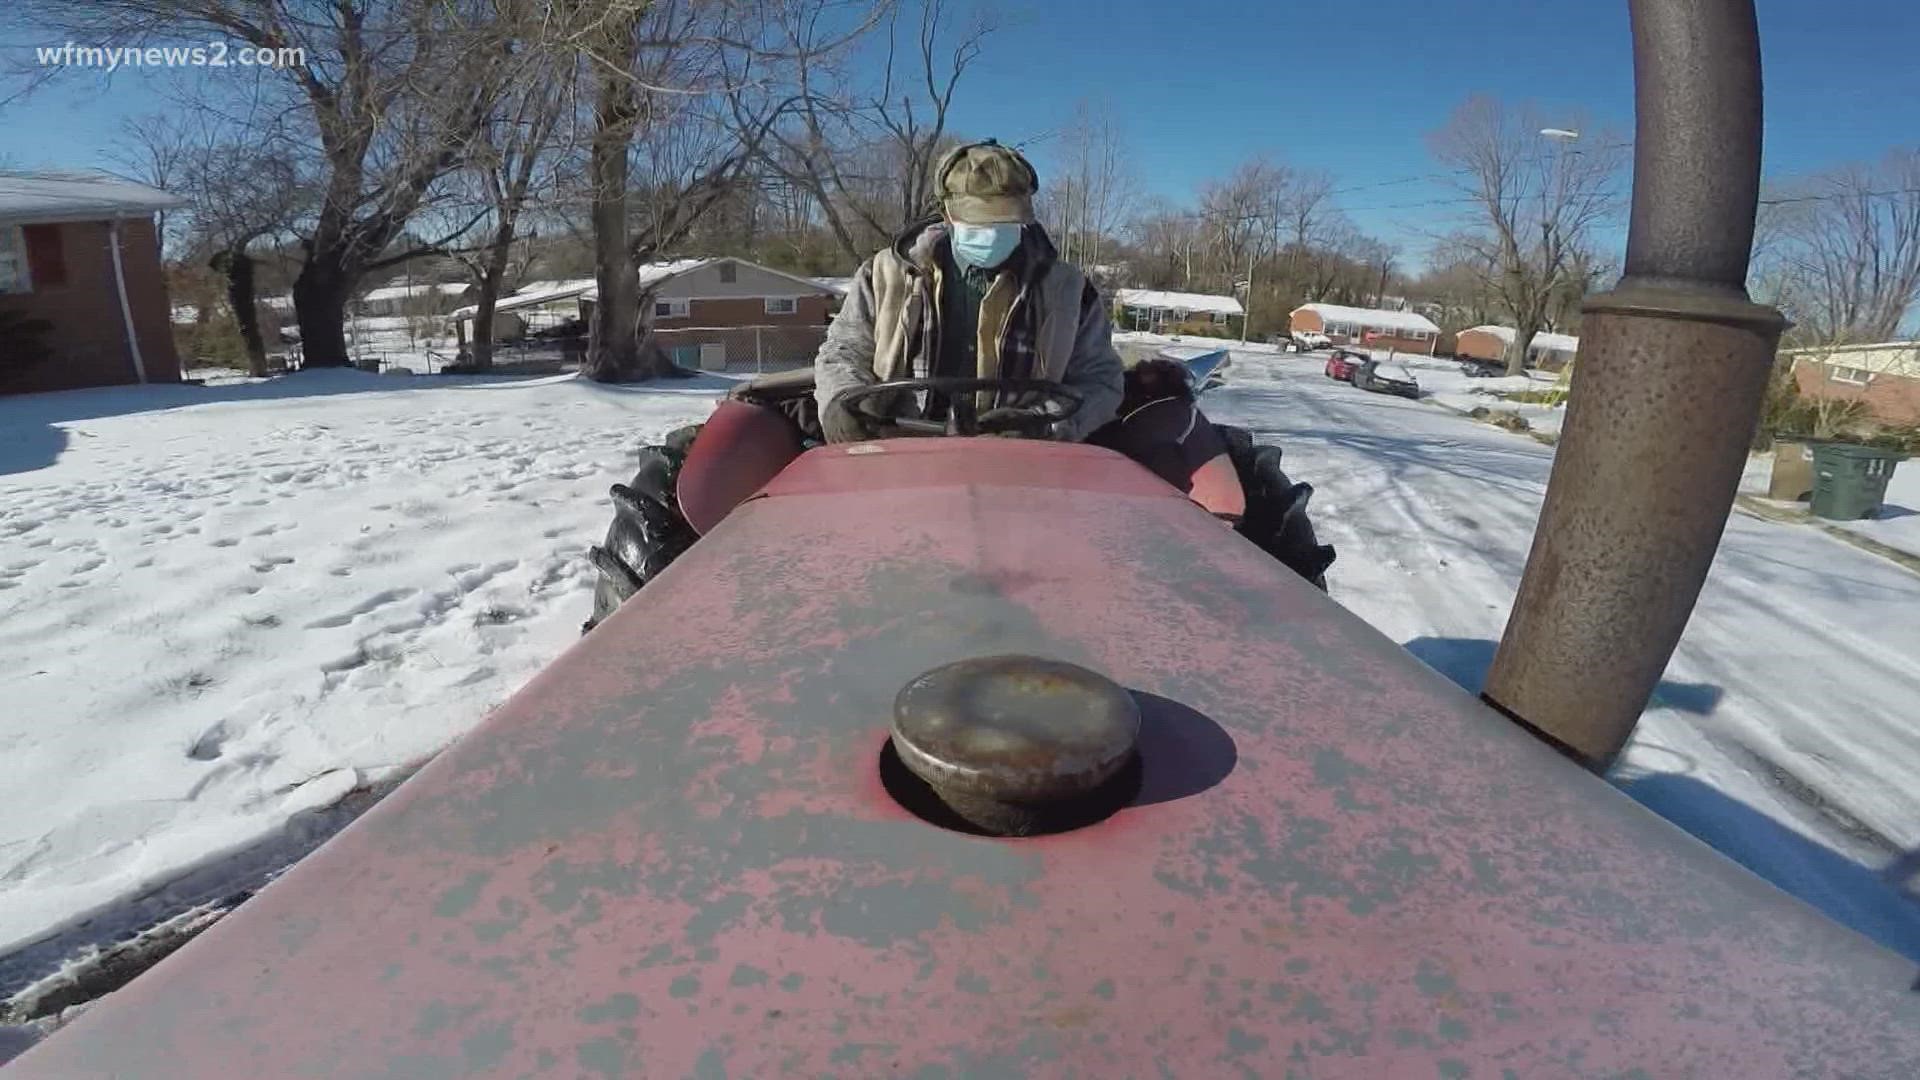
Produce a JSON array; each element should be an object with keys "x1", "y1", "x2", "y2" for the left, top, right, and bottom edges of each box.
[{"x1": 837, "y1": 377, "x2": 1084, "y2": 438}]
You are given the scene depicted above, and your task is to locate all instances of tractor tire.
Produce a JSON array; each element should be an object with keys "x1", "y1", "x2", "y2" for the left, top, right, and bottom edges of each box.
[
  {"x1": 1215, "y1": 424, "x2": 1336, "y2": 590},
  {"x1": 583, "y1": 424, "x2": 703, "y2": 633}
]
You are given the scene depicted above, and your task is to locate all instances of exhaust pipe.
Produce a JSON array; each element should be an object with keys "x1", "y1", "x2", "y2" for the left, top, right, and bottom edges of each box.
[{"x1": 1481, "y1": 0, "x2": 1787, "y2": 768}]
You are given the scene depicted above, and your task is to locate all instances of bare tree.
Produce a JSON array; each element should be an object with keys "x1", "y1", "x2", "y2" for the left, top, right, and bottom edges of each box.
[
  {"x1": 1038, "y1": 100, "x2": 1135, "y2": 270},
  {"x1": 17, "y1": 0, "x2": 526, "y2": 367},
  {"x1": 1756, "y1": 149, "x2": 1920, "y2": 346},
  {"x1": 1428, "y1": 96, "x2": 1625, "y2": 374},
  {"x1": 122, "y1": 112, "x2": 309, "y2": 374},
  {"x1": 742, "y1": 0, "x2": 986, "y2": 264},
  {"x1": 447, "y1": 69, "x2": 569, "y2": 369}
]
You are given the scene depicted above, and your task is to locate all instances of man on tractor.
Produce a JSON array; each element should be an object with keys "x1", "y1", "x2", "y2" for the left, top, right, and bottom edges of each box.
[
  {"x1": 583, "y1": 141, "x2": 1334, "y2": 632},
  {"x1": 813, "y1": 140, "x2": 1125, "y2": 444}
]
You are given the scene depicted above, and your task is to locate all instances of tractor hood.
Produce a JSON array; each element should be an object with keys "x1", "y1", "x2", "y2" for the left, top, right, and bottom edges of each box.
[{"x1": 15, "y1": 438, "x2": 1920, "y2": 1077}]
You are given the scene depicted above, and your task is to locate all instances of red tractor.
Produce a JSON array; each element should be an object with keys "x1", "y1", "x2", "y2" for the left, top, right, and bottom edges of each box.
[{"x1": 12, "y1": 2, "x2": 1920, "y2": 1076}]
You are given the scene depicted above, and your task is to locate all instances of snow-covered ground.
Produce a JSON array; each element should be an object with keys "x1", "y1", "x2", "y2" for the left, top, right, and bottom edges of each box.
[
  {"x1": 1205, "y1": 350, "x2": 1920, "y2": 962},
  {"x1": 1, "y1": 371, "x2": 721, "y2": 963},
  {"x1": 3, "y1": 348, "x2": 1917, "y2": 1018}
]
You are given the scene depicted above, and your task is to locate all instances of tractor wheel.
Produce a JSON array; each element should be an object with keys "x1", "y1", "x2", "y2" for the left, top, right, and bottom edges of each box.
[
  {"x1": 583, "y1": 424, "x2": 703, "y2": 633},
  {"x1": 1215, "y1": 424, "x2": 1336, "y2": 590}
]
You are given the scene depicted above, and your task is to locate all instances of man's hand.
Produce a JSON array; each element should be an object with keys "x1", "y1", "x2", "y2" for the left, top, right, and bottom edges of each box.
[
  {"x1": 822, "y1": 392, "x2": 871, "y2": 443},
  {"x1": 977, "y1": 405, "x2": 1058, "y2": 439}
]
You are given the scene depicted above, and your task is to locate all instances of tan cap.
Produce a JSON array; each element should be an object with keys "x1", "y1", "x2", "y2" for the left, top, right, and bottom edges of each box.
[{"x1": 936, "y1": 140, "x2": 1038, "y2": 225}]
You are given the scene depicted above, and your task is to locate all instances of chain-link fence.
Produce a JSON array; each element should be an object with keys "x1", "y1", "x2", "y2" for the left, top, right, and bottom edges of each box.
[{"x1": 654, "y1": 325, "x2": 827, "y2": 376}]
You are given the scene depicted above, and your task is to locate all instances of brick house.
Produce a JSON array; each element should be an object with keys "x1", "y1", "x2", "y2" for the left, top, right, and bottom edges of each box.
[
  {"x1": 1785, "y1": 342, "x2": 1920, "y2": 426},
  {"x1": 645, "y1": 259, "x2": 837, "y2": 372},
  {"x1": 1456, "y1": 325, "x2": 1581, "y2": 370},
  {"x1": 0, "y1": 172, "x2": 184, "y2": 394},
  {"x1": 1288, "y1": 303, "x2": 1440, "y2": 355},
  {"x1": 452, "y1": 258, "x2": 836, "y2": 372}
]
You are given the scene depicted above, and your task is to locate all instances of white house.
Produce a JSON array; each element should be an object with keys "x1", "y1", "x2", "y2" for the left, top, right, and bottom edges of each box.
[{"x1": 1113, "y1": 288, "x2": 1245, "y2": 333}]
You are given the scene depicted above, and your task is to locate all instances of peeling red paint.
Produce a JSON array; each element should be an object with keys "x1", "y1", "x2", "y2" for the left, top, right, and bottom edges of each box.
[{"x1": 14, "y1": 440, "x2": 1920, "y2": 1078}]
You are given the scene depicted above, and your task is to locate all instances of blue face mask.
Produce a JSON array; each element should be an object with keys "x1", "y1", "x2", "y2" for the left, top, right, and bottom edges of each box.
[{"x1": 949, "y1": 222, "x2": 1022, "y2": 270}]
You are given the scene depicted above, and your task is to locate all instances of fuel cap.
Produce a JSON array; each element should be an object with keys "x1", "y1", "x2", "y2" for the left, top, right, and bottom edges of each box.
[{"x1": 890, "y1": 655, "x2": 1140, "y2": 834}]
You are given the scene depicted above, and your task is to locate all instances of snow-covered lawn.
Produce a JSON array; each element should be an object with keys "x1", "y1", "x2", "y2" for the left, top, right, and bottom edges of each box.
[
  {"x1": 1, "y1": 371, "x2": 721, "y2": 961},
  {"x1": 3, "y1": 349, "x2": 1917, "y2": 1013}
]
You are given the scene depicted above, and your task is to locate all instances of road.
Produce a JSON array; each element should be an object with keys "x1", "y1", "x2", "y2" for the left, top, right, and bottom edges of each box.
[{"x1": 1206, "y1": 349, "x2": 1920, "y2": 961}]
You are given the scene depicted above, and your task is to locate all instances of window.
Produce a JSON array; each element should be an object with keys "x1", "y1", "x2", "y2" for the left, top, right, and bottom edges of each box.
[
  {"x1": 1210, "y1": 311, "x2": 1229, "y2": 325},
  {"x1": 1829, "y1": 365, "x2": 1872, "y2": 386},
  {"x1": 719, "y1": 262, "x2": 737, "y2": 284},
  {"x1": 654, "y1": 298, "x2": 689, "y2": 319},
  {"x1": 764, "y1": 297, "x2": 797, "y2": 315},
  {"x1": 0, "y1": 227, "x2": 30, "y2": 294}
]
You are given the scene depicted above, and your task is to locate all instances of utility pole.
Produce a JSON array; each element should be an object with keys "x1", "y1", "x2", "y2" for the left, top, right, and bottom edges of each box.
[{"x1": 1241, "y1": 246, "x2": 1255, "y2": 344}]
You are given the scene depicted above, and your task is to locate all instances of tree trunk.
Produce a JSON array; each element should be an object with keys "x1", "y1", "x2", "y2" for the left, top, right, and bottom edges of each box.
[
  {"x1": 470, "y1": 221, "x2": 515, "y2": 370},
  {"x1": 212, "y1": 247, "x2": 269, "y2": 376},
  {"x1": 582, "y1": 25, "x2": 644, "y2": 383},
  {"x1": 1508, "y1": 320, "x2": 1540, "y2": 377},
  {"x1": 292, "y1": 261, "x2": 354, "y2": 368}
]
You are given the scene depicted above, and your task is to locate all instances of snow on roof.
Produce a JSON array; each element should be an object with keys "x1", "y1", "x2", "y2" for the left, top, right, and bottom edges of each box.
[
  {"x1": 359, "y1": 281, "x2": 470, "y2": 304},
  {"x1": 448, "y1": 261, "x2": 713, "y2": 321},
  {"x1": 1294, "y1": 303, "x2": 1440, "y2": 335},
  {"x1": 1781, "y1": 341, "x2": 1920, "y2": 378},
  {"x1": 0, "y1": 170, "x2": 184, "y2": 225},
  {"x1": 638, "y1": 258, "x2": 711, "y2": 288},
  {"x1": 1114, "y1": 289, "x2": 1245, "y2": 317},
  {"x1": 1465, "y1": 325, "x2": 1580, "y2": 353}
]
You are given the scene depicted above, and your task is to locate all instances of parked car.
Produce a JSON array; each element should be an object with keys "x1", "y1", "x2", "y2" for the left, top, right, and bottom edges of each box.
[
  {"x1": 1323, "y1": 347, "x2": 1368, "y2": 382},
  {"x1": 1354, "y1": 358, "x2": 1421, "y2": 398},
  {"x1": 1291, "y1": 331, "x2": 1331, "y2": 352}
]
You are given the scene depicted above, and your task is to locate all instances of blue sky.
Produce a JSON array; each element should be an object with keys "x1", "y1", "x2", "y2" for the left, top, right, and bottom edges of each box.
[{"x1": 4, "y1": 0, "x2": 1918, "y2": 269}]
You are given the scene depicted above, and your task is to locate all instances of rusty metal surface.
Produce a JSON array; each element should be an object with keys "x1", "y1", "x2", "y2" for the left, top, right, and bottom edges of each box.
[
  {"x1": 891, "y1": 655, "x2": 1140, "y2": 804},
  {"x1": 676, "y1": 398, "x2": 802, "y2": 536},
  {"x1": 1486, "y1": 0, "x2": 1789, "y2": 766},
  {"x1": 1620, "y1": 0, "x2": 1766, "y2": 290},
  {"x1": 1483, "y1": 313, "x2": 1779, "y2": 764},
  {"x1": 16, "y1": 442, "x2": 1920, "y2": 1078}
]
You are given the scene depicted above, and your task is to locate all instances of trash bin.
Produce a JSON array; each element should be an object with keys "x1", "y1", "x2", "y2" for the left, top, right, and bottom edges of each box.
[
  {"x1": 1809, "y1": 442, "x2": 1906, "y2": 520},
  {"x1": 1767, "y1": 439, "x2": 1815, "y2": 501}
]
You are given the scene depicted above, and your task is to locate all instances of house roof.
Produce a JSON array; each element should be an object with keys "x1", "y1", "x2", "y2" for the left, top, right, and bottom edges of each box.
[
  {"x1": 811, "y1": 276, "x2": 855, "y2": 298},
  {"x1": 449, "y1": 258, "x2": 833, "y2": 321},
  {"x1": 1114, "y1": 289, "x2": 1245, "y2": 317},
  {"x1": 1465, "y1": 325, "x2": 1581, "y2": 353},
  {"x1": 1781, "y1": 341, "x2": 1920, "y2": 378},
  {"x1": 1293, "y1": 303, "x2": 1440, "y2": 335},
  {"x1": 358, "y1": 282, "x2": 470, "y2": 304},
  {"x1": 0, "y1": 171, "x2": 185, "y2": 226}
]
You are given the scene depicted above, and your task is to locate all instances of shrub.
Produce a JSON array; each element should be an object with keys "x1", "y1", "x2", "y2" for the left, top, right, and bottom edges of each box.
[
  {"x1": 173, "y1": 309, "x2": 252, "y2": 371},
  {"x1": 1488, "y1": 411, "x2": 1532, "y2": 433}
]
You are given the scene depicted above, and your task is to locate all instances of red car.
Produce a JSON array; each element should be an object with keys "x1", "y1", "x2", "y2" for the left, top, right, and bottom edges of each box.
[{"x1": 1323, "y1": 347, "x2": 1369, "y2": 382}]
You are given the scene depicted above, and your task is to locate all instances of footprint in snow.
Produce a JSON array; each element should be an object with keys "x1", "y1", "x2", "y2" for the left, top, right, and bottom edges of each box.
[
  {"x1": 251, "y1": 556, "x2": 295, "y2": 573},
  {"x1": 304, "y1": 587, "x2": 417, "y2": 629}
]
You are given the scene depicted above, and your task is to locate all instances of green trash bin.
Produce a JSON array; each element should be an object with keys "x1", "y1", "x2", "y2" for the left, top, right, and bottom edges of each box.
[{"x1": 1809, "y1": 442, "x2": 1906, "y2": 520}]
